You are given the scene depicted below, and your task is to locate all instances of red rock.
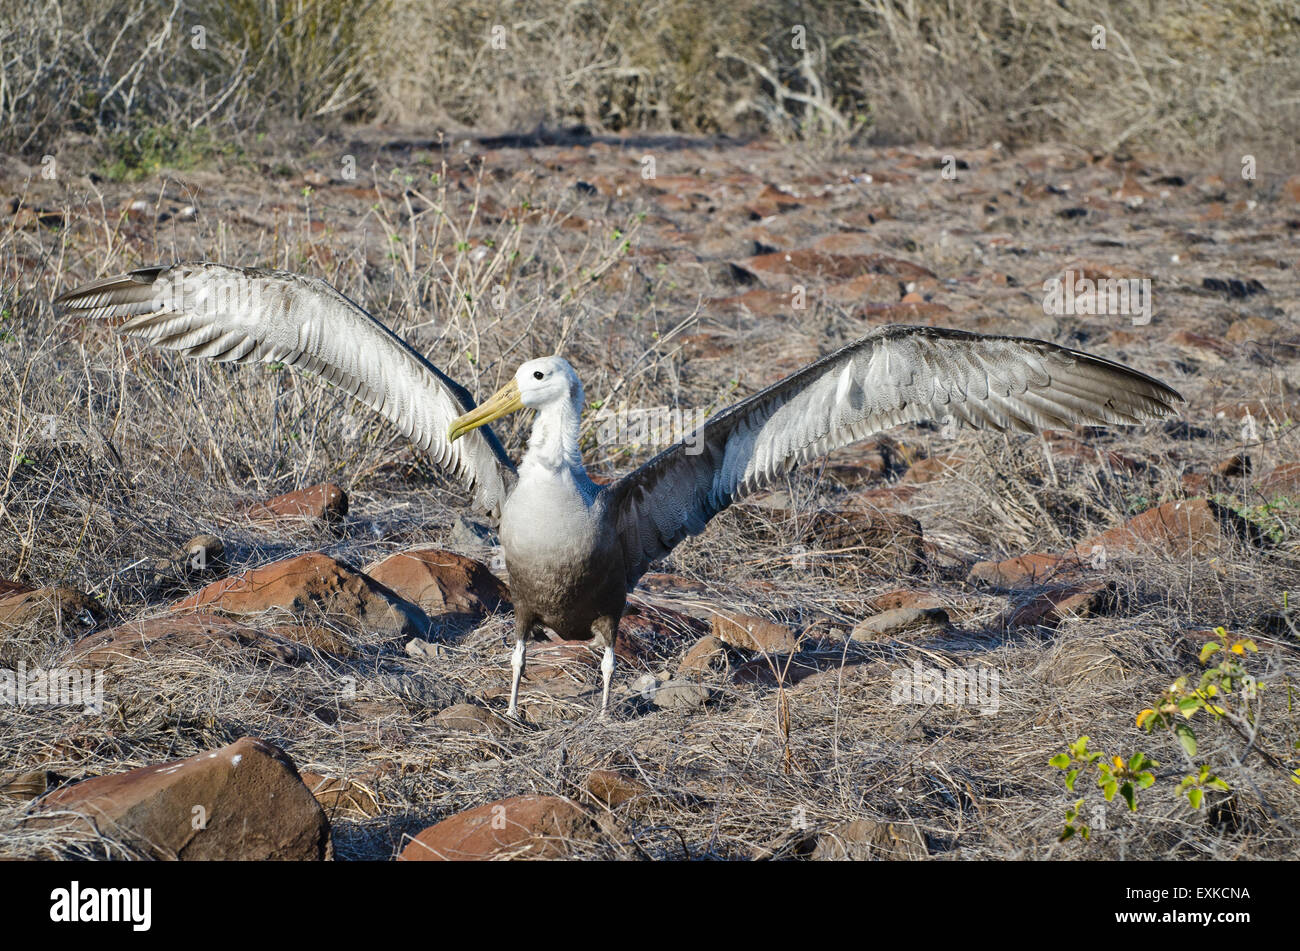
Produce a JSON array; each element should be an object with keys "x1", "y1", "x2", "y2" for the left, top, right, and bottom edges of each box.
[
  {"x1": 824, "y1": 273, "x2": 897, "y2": 304},
  {"x1": 968, "y1": 553, "x2": 1077, "y2": 588},
  {"x1": 364, "y1": 548, "x2": 509, "y2": 630},
  {"x1": 637, "y1": 573, "x2": 712, "y2": 599},
  {"x1": 1082, "y1": 498, "x2": 1257, "y2": 558},
  {"x1": 710, "y1": 612, "x2": 797, "y2": 653},
  {"x1": 32, "y1": 738, "x2": 330, "y2": 859},
  {"x1": 972, "y1": 499, "x2": 1262, "y2": 588},
  {"x1": 1112, "y1": 175, "x2": 1152, "y2": 201},
  {"x1": 867, "y1": 589, "x2": 945, "y2": 613},
  {"x1": 812, "y1": 232, "x2": 879, "y2": 255},
  {"x1": 677, "y1": 634, "x2": 729, "y2": 676},
  {"x1": 1004, "y1": 583, "x2": 1118, "y2": 630},
  {"x1": 399, "y1": 795, "x2": 602, "y2": 860},
  {"x1": 70, "y1": 614, "x2": 305, "y2": 666},
  {"x1": 757, "y1": 184, "x2": 806, "y2": 208},
  {"x1": 0, "y1": 586, "x2": 105, "y2": 663},
  {"x1": 246, "y1": 483, "x2": 348, "y2": 525},
  {"x1": 269, "y1": 621, "x2": 355, "y2": 655},
  {"x1": 822, "y1": 440, "x2": 892, "y2": 486},
  {"x1": 583, "y1": 770, "x2": 651, "y2": 808},
  {"x1": 1258, "y1": 462, "x2": 1300, "y2": 496},
  {"x1": 169, "y1": 552, "x2": 426, "y2": 637}
]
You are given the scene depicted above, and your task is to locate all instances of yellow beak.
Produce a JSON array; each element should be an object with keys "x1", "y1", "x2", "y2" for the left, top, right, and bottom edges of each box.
[{"x1": 448, "y1": 379, "x2": 524, "y2": 442}]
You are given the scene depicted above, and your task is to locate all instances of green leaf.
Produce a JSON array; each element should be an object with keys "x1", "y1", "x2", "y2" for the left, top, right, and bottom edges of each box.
[
  {"x1": 1187, "y1": 788, "x2": 1204, "y2": 809},
  {"x1": 1121, "y1": 782, "x2": 1137, "y2": 811},
  {"x1": 1065, "y1": 769, "x2": 1079, "y2": 792},
  {"x1": 1174, "y1": 723, "x2": 1197, "y2": 757},
  {"x1": 1102, "y1": 779, "x2": 1118, "y2": 801},
  {"x1": 1059, "y1": 825, "x2": 1075, "y2": 841},
  {"x1": 1137, "y1": 772, "x2": 1156, "y2": 790},
  {"x1": 1049, "y1": 753, "x2": 1071, "y2": 769},
  {"x1": 1199, "y1": 642, "x2": 1222, "y2": 663}
]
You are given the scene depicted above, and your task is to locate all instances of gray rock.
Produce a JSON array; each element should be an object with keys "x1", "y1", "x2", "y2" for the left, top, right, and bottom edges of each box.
[
  {"x1": 449, "y1": 516, "x2": 498, "y2": 551},
  {"x1": 808, "y1": 819, "x2": 929, "y2": 860},
  {"x1": 405, "y1": 638, "x2": 445, "y2": 660},
  {"x1": 851, "y1": 606, "x2": 948, "y2": 642},
  {"x1": 651, "y1": 680, "x2": 710, "y2": 711},
  {"x1": 371, "y1": 672, "x2": 464, "y2": 710},
  {"x1": 436, "y1": 703, "x2": 509, "y2": 734}
]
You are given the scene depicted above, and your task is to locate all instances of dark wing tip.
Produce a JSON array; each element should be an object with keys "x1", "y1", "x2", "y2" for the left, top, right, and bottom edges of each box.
[{"x1": 54, "y1": 265, "x2": 177, "y2": 317}]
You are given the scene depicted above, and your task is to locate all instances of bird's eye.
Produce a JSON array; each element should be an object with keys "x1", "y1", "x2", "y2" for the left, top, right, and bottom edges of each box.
[{"x1": 533, "y1": 371, "x2": 544, "y2": 380}]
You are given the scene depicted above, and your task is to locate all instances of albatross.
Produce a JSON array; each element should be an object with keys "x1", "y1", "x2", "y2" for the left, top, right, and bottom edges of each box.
[{"x1": 55, "y1": 263, "x2": 1184, "y2": 718}]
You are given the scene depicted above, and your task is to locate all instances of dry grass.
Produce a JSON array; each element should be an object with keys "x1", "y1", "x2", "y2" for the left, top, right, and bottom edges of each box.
[{"x1": 4, "y1": 1, "x2": 1297, "y2": 162}]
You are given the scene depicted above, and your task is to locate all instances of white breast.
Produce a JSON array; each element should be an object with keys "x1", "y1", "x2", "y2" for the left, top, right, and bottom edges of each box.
[{"x1": 500, "y1": 464, "x2": 600, "y2": 567}]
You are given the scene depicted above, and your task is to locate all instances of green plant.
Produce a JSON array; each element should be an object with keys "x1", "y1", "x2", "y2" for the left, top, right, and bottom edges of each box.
[
  {"x1": 101, "y1": 123, "x2": 235, "y2": 182},
  {"x1": 1211, "y1": 492, "x2": 1298, "y2": 545},
  {"x1": 1051, "y1": 738, "x2": 1156, "y2": 839},
  {"x1": 1052, "y1": 625, "x2": 1296, "y2": 841}
]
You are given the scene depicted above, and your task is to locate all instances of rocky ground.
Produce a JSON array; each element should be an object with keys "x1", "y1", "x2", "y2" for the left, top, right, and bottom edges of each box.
[{"x1": 1, "y1": 127, "x2": 1298, "y2": 859}]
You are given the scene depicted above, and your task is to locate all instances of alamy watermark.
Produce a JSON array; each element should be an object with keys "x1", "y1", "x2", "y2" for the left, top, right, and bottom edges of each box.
[
  {"x1": 1, "y1": 662, "x2": 104, "y2": 714},
  {"x1": 1042, "y1": 268, "x2": 1151, "y2": 326},
  {"x1": 147, "y1": 270, "x2": 267, "y2": 321},
  {"x1": 591, "y1": 405, "x2": 708, "y2": 455},
  {"x1": 891, "y1": 661, "x2": 999, "y2": 715}
]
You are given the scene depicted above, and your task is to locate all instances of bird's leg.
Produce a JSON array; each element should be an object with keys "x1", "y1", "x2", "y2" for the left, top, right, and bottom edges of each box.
[
  {"x1": 507, "y1": 638, "x2": 526, "y2": 719},
  {"x1": 593, "y1": 615, "x2": 620, "y2": 719},
  {"x1": 600, "y1": 645, "x2": 615, "y2": 719},
  {"x1": 507, "y1": 615, "x2": 532, "y2": 720}
]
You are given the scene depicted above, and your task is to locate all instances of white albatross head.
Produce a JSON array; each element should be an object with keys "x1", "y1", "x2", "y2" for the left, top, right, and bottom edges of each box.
[
  {"x1": 515, "y1": 355, "x2": 583, "y2": 412},
  {"x1": 447, "y1": 355, "x2": 584, "y2": 456}
]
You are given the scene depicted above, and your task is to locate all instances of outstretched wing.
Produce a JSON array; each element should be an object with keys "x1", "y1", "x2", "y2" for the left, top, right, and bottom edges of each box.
[
  {"x1": 605, "y1": 324, "x2": 1182, "y2": 587},
  {"x1": 55, "y1": 262, "x2": 516, "y2": 514}
]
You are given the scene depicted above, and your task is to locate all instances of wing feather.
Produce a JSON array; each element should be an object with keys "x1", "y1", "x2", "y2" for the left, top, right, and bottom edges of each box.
[
  {"x1": 604, "y1": 324, "x2": 1182, "y2": 587},
  {"x1": 56, "y1": 262, "x2": 516, "y2": 514}
]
